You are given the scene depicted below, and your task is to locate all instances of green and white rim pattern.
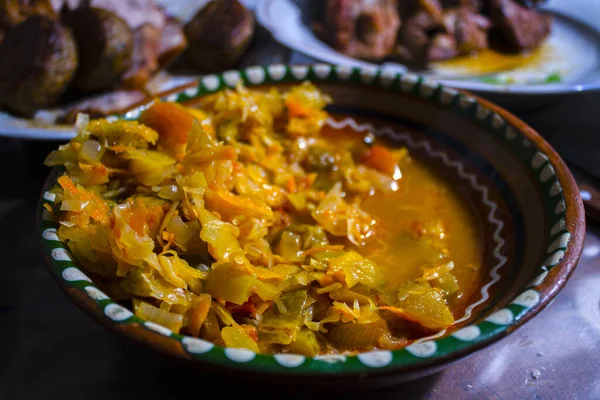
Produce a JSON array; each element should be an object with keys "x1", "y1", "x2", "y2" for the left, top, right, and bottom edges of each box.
[{"x1": 40, "y1": 64, "x2": 572, "y2": 374}]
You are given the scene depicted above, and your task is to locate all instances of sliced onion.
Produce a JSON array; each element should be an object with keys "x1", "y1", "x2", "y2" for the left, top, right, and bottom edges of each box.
[
  {"x1": 135, "y1": 301, "x2": 183, "y2": 333},
  {"x1": 157, "y1": 185, "x2": 183, "y2": 200},
  {"x1": 79, "y1": 140, "x2": 103, "y2": 164},
  {"x1": 60, "y1": 199, "x2": 89, "y2": 212}
]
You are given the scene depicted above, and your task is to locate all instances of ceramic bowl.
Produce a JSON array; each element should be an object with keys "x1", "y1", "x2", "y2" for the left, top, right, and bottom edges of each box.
[{"x1": 38, "y1": 64, "x2": 585, "y2": 388}]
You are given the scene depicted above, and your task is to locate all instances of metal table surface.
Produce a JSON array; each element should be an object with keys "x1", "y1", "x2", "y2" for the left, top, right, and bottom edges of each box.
[{"x1": 0, "y1": 35, "x2": 599, "y2": 400}]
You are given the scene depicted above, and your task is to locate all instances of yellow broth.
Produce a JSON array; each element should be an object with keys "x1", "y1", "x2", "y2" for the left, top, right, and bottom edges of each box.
[{"x1": 321, "y1": 124, "x2": 484, "y2": 315}]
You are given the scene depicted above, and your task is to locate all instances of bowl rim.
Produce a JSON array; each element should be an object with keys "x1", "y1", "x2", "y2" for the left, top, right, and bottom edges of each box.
[{"x1": 38, "y1": 63, "x2": 586, "y2": 380}]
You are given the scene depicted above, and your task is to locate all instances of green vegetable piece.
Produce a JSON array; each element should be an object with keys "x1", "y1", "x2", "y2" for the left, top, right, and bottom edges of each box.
[
  {"x1": 205, "y1": 262, "x2": 278, "y2": 305},
  {"x1": 259, "y1": 289, "x2": 308, "y2": 345},
  {"x1": 545, "y1": 72, "x2": 562, "y2": 83},
  {"x1": 200, "y1": 309, "x2": 221, "y2": 342},
  {"x1": 432, "y1": 273, "x2": 460, "y2": 296},
  {"x1": 481, "y1": 77, "x2": 501, "y2": 84},
  {"x1": 327, "y1": 251, "x2": 384, "y2": 293},
  {"x1": 327, "y1": 319, "x2": 388, "y2": 350},
  {"x1": 309, "y1": 257, "x2": 328, "y2": 271},
  {"x1": 212, "y1": 302, "x2": 237, "y2": 326},
  {"x1": 222, "y1": 325, "x2": 260, "y2": 353},
  {"x1": 277, "y1": 230, "x2": 304, "y2": 262},
  {"x1": 286, "y1": 193, "x2": 306, "y2": 212},
  {"x1": 306, "y1": 146, "x2": 335, "y2": 171},
  {"x1": 133, "y1": 300, "x2": 183, "y2": 333},
  {"x1": 289, "y1": 329, "x2": 321, "y2": 356},
  {"x1": 301, "y1": 225, "x2": 329, "y2": 249},
  {"x1": 217, "y1": 120, "x2": 239, "y2": 143},
  {"x1": 394, "y1": 281, "x2": 454, "y2": 330}
]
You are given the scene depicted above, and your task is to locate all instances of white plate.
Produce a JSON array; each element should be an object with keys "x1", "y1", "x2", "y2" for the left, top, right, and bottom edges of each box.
[
  {"x1": 0, "y1": 73, "x2": 198, "y2": 141},
  {"x1": 256, "y1": 0, "x2": 600, "y2": 97}
]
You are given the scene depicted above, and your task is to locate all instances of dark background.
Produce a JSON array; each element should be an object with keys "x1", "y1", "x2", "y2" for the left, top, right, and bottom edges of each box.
[{"x1": 0, "y1": 28, "x2": 599, "y2": 400}]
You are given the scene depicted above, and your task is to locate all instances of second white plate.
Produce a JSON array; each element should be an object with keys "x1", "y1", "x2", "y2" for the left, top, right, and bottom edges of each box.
[{"x1": 256, "y1": 0, "x2": 600, "y2": 97}]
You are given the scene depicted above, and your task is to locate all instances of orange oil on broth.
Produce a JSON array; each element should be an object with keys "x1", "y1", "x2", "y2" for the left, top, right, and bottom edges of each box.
[{"x1": 321, "y1": 125, "x2": 484, "y2": 314}]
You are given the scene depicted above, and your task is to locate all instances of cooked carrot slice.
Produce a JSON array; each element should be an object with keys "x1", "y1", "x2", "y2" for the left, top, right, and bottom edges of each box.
[
  {"x1": 140, "y1": 101, "x2": 195, "y2": 160},
  {"x1": 362, "y1": 145, "x2": 402, "y2": 179}
]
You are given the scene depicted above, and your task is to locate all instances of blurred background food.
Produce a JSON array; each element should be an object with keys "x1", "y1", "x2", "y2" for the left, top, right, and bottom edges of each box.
[
  {"x1": 62, "y1": 6, "x2": 134, "y2": 92},
  {"x1": 0, "y1": 0, "x2": 256, "y2": 122},
  {"x1": 184, "y1": 0, "x2": 255, "y2": 72},
  {"x1": 0, "y1": 14, "x2": 77, "y2": 117},
  {"x1": 312, "y1": 0, "x2": 552, "y2": 67}
]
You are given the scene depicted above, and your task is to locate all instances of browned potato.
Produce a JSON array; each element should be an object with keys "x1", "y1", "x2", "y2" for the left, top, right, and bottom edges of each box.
[
  {"x1": 0, "y1": 14, "x2": 77, "y2": 117},
  {"x1": 184, "y1": 0, "x2": 254, "y2": 72},
  {"x1": 0, "y1": 0, "x2": 56, "y2": 31},
  {"x1": 63, "y1": 7, "x2": 133, "y2": 92}
]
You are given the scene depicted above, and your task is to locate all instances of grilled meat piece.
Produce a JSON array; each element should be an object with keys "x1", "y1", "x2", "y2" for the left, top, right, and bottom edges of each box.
[
  {"x1": 487, "y1": 0, "x2": 551, "y2": 52},
  {"x1": 440, "y1": 0, "x2": 483, "y2": 11},
  {"x1": 398, "y1": 0, "x2": 444, "y2": 22},
  {"x1": 315, "y1": 0, "x2": 400, "y2": 60},
  {"x1": 184, "y1": 0, "x2": 254, "y2": 72},
  {"x1": 427, "y1": 33, "x2": 459, "y2": 61},
  {"x1": 445, "y1": 7, "x2": 490, "y2": 53},
  {"x1": 63, "y1": 7, "x2": 133, "y2": 92},
  {"x1": 121, "y1": 23, "x2": 160, "y2": 89},
  {"x1": 59, "y1": 88, "x2": 146, "y2": 123},
  {"x1": 158, "y1": 17, "x2": 187, "y2": 69},
  {"x1": 395, "y1": 0, "x2": 492, "y2": 65},
  {"x1": 394, "y1": 2, "x2": 459, "y2": 66},
  {"x1": 0, "y1": 14, "x2": 77, "y2": 116}
]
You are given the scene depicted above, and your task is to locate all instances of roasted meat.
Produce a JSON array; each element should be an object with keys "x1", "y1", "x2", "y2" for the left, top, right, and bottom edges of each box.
[
  {"x1": 445, "y1": 7, "x2": 490, "y2": 53},
  {"x1": 63, "y1": 7, "x2": 133, "y2": 92},
  {"x1": 184, "y1": 0, "x2": 254, "y2": 72},
  {"x1": 158, "y1": 17, "x2": 187, "y2": 69},
  {"x1": 440, "y1": 0, "x2": 483, "y2": 11},
  {"x1": 394, "y1": 1, "x2": 458, "y2": 66},
  {"x1": 314, "y1": 0, "x2": 400, "y2": 60},
  {"x1": 487, "y1": 0, "x2": 551, "y2": 52},
  {"x1": 59, "y1": 88, "x2": 146, "y2": 123},
  {"x1": 0, "y1": 14, "x2": 77, "y2": 116},
  {"x1": 314, "y1": 0, "x2": 551, "y2": 66},
  {"x1": 121, "y1": 23, "x2": 160, "y2": 89}
]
